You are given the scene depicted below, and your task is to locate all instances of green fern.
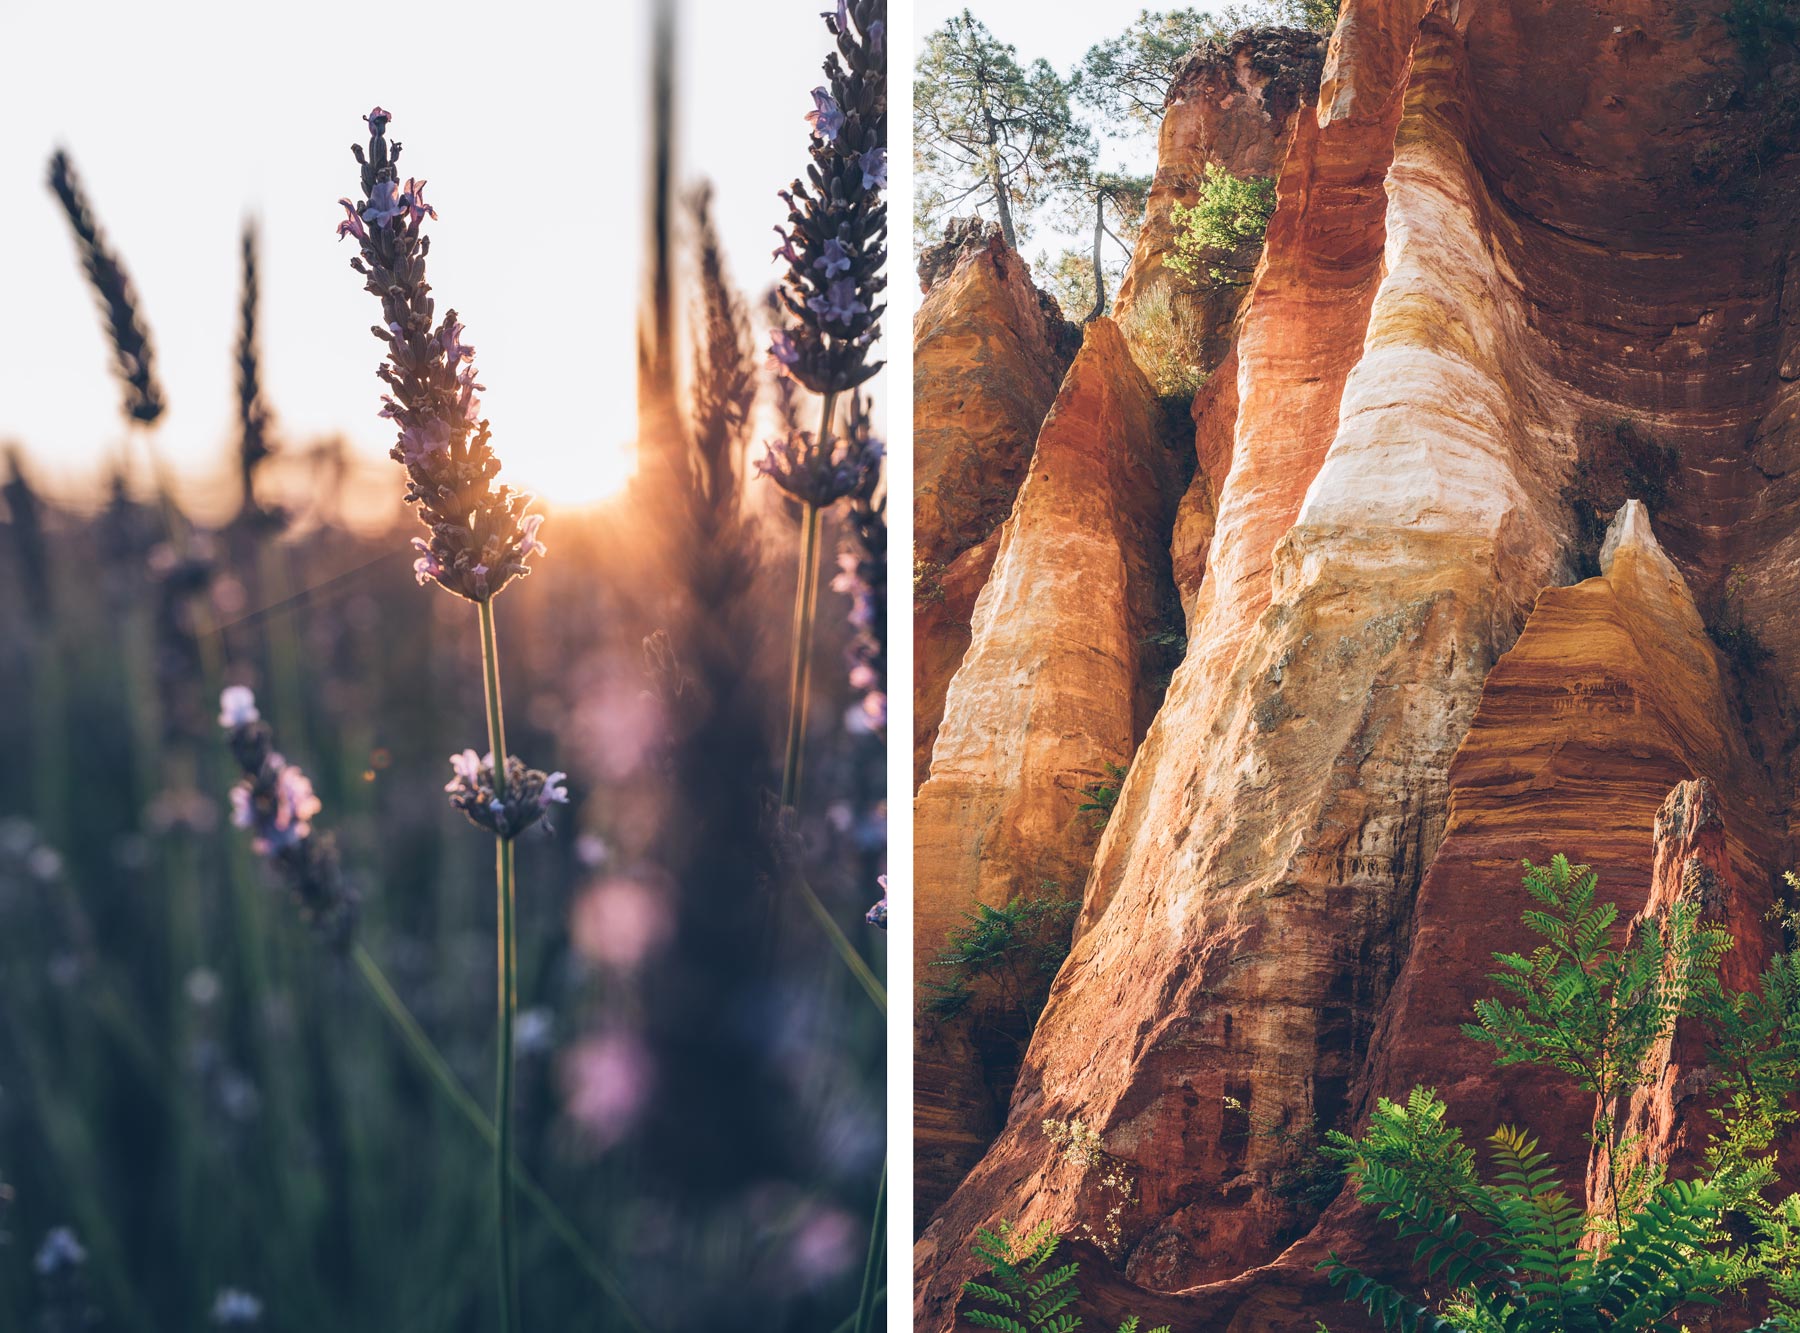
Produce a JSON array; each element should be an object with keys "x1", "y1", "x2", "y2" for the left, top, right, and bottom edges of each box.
[{"x1": 961, "y1": 1220, "x2": 1169, "y2": 1333}]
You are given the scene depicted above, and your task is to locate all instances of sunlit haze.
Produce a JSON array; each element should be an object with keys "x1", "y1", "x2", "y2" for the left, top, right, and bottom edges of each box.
[{"x1": 1, "y1": 1, "x2": 841, "y2": 515}]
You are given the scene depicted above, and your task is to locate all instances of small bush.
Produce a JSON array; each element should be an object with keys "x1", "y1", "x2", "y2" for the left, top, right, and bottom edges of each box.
[
  {"x1": 1118, "y1": 287, "x2": 1206, "y2": 402},
  {"x1": 1166, "y1": 166, "x2": 1276, "y2": 287},
  {"x1": 1077, "y1": 762, "x2": 1129, "y2": 831}
]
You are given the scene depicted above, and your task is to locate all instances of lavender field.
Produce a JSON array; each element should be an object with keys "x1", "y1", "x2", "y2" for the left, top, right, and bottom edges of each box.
[{"x1": 0, "y1": 3, "x2": 888, "y2": 1330}]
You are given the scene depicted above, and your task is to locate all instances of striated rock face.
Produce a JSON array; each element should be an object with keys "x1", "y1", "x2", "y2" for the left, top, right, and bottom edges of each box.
[
  {"x1": 913, "y1": 221, "x2": 1076, "y2": 789},
  {"x1": 917, "y1": 0, "x2": 1800, "y2": 1329},
  {"x1": 1113, "y1": 28, "x2": 1325, "y2": 377},
  {"x1": 913, "y1": 317, "x2": 1188, "y2": 1224}
]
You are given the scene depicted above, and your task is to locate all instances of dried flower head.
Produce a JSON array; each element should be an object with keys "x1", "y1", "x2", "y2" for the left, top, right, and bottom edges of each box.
[
  {"x1": 769, "y1": 0, "x2": 888, "y2": 395},
  {"x1": 337, "y1": 108, "x2": 543, "y2": 602},
  {"x1": 220, "y1": 688, "x2": 356, "y2": 947},
  {"x1": 47, "y1": 151, "x2": 166, "y2": 426},
  {"x1": 444, "y1": 749, "x2": 569, "y2": 840}
]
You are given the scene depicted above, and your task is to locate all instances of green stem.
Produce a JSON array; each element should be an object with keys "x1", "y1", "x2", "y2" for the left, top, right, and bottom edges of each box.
[
  {"x1": 477, "y1": 597, "x2": 520, "y2": 1333},
  {"x1": 351, "y1": 946, "x2": 648, "y2": 1333},
  {"x1": 779, "y1": 390, "x2": 837, "y2": 809},
  {"x1": 852, "y1": 1158, "x2": 887, "y2": 1333},
  {"x1": 798, "y1": 874, "x2": 887, "y2": 1016}
]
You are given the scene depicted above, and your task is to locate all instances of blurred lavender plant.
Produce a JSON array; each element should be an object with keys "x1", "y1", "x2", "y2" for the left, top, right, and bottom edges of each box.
[
  {"x1": 336, "y1": 105, "x2": 553, "y2": 1333},
  {"x1": 762, "y1": 0, "x2": 889, "y2": 813},
  {"x1": 3, "y1": 448, "x2": 52, "y2": 629},
  {"x1": 46, "y1": 151, "x2": 165, "y2": 427},
  {"x1": 233, "y1": 222, "x2": 280, "y2": 531},
  {"x1": 219, "y1": 686, "x2": 355, "y2": 947},
  {"x1": 832, "y1": 392, "x2": 886, "y2": 738},
  {"x1": 32, "y1": 1226, "x2": 98, "y2": 1333}
]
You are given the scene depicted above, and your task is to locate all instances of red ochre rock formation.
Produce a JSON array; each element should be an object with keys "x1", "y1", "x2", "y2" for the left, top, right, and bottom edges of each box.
[
  {"x1": 914, "y1": 316, "x2": 1188, "y2": 1224},
  {"x1": 913, "y1": 220, "x2": 1075, "y2": 790},
  {"x1": 916, "y1": 0, "x2": 1800, "y2": 1328},
  {"x1": 1114, "y1": 27, "x2": 1326, "y2": 377}
]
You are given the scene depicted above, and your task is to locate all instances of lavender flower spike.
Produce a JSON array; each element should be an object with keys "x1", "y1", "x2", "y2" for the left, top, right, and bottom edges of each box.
[
  {"x1": 445, "y1": 750, "x2": 570, "y2": 840},
  {"x1": 865, "y1": 874, "x2": 888, "y2": 929},
  {"x1": 220, "y1": 687, "x2": 356, "y2": 947},
  {"x1": 770, "y1": 0, "x2": 887, "y2": 395},
  {"x1": 336, "y1": 107, "x2": 544, "y2": 603}
]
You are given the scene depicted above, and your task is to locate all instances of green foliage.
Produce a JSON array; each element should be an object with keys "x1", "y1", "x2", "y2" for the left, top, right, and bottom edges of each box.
[
  {"x1": 1320, "y1": 855, "x2": 1800, "y2": 1333},
  {"x1": 1040, "y1": 249, "x2": 1125, "y2": 326},
  {"x1": 961, "y1": 1220, "x2": 1169, "y2": 1333},
  {"x1": 1077, "y1": 762, "x2": 1129, "y2": 830},
  {"x1": 1323, "y1": 1109, "x2": 1737, "y2": 1332},
  {"x1": 915, "y1": 558, "x2": 948, "y2": 604},
  {"x1": 1462, "y1": 855, "x2": 1729, "y2": 1106},
  {"x1": 925, "y1": 888, "x2": 1079, "y2": 1029},
  {"x1": 1166, "y1": 166, "x2": 1276, "y2": 285},
  {"x1": 1288, "y1": 0, "x2": 1342, "y2": 28},
  {"x1": 916, "y1": 12, "x2": 1086, "y2": 249}
]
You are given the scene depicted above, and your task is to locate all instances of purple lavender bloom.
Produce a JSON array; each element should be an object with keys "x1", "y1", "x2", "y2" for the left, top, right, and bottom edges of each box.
[
  {"x1": 865, "y1": 875, "x2": 887, "y2": 929},
  {"x1": 755, "y1": 425, "x2": 881, "y2": 509},
  {"x1": 363, "y1": 178, "x2": 405, "y2": 228},
  {"x1": 814, "y1": 236, "x2": 853, "y2": 278},
  {"x1": 805, "y1": 87, "x2": 845, "y2": 142},
  {"x1": 807, "y1": 277, "x2": 868, "y2": 327},
  {"x1": 859, "y1": 146, "x2": 887, "y2": 190},
  {"x1": 211, "y1": 1289, "x2": 264, "y2": 1326},
  {"x1": 34, "y1": 1228, "x2": 86, "y2": 1276},
  {"x1": 218, "y1": 685, "x2": 259, "y2": 728},
  {"x1": 400, "y1": 177, "x2": 436, "y2": 226},
  {"x1": 445, "y1": 750, "x2": 569, "y2": 839},
  {"x1": 335, "y1": 199, "x2": 367, "y2": 241},
  {"x1": 337, "y1": 106, "x2": 544, "y2": 603},
  {"x1": 768, "y1": 0, "x2": 886, "y2": 395},
  {"x1": 769, "y1": 329, "x2": 802, "y2": 368},
  {"x1": 220, "y1": 688, "x2": 356, "y2": 946}
]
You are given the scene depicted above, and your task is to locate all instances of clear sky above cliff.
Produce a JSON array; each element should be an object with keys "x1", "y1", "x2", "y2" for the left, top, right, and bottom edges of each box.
[{"x1": 0, "y1": 0, "x2": 839, "y2": 513}]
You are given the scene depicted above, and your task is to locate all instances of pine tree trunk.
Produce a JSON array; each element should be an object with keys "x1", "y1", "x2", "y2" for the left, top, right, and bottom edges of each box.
[{"x1": 1084, "y1": 192, "x2": 1106, "y2": 324}]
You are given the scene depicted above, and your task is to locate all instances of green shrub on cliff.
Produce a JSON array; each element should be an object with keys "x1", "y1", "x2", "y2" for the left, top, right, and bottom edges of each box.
[
  {"x1": 1319, "y1": 856, "x2": 1800, "y2": 1333},
  {"x1": 1166, "y1": 166, "x2": 1276, "y2": 286}
]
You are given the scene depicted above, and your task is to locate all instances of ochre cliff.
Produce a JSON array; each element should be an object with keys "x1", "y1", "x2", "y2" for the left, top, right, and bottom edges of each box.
[
  {"x1": 913, "y1": 221, "x2": 1075, "y2": 790},
  {"x1": 915, "y1": 0, "x2": 1800, "y2": 1329},
  {"x1": 914, "y1": 317, "x2": 1188, "y2": 1223},
  {"x1": 1114, "y1": 27, "x2": 1327, "y2": 375}
]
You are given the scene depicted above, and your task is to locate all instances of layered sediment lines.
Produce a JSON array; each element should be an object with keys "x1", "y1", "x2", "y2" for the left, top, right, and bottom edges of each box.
[
  {"x1": 913, "y1": 223, "x2": 1074, "y2": 790},
  {"x1": 919, "y1": 0, "x2": 1800, "y2": 1328},
  {"x1": 914, "y1": 318, "x2": 1186, "y2": 1223}
]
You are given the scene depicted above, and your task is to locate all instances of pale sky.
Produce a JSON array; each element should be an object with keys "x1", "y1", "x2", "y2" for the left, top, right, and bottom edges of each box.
[{"x1": 0, "y1": 0, "x2": 841, "y2": 513}]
